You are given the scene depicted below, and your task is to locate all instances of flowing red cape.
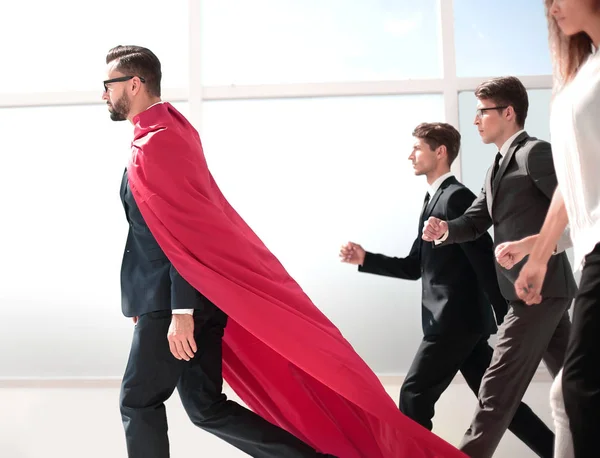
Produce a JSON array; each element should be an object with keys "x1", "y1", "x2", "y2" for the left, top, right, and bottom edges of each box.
[{"x1": 126, "y1": 102, "x2": 465, "y2": 458}]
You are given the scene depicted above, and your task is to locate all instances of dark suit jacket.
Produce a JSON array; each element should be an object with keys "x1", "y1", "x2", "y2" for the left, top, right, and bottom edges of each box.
[
  {"x1": 120, "y1": 169, "x2": 218, "y2": 318},
  {"x1": 359, "y1": 176, "x2": 507, "y2": 336},
  {"x1": 440, "y1": 132, "x2": 577, "y2": 301}
]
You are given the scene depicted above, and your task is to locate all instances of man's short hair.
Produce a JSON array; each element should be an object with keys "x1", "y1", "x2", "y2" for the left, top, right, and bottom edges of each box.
[
  {"x1": 474, "y1": 76, "x2": 529, "y2": 128},
  {"x1": 412, "y1": 122, "x2": 461, "y2": 166},
  {"x1": 106, "y1": 45, "x2": 162, "y2": 97}
]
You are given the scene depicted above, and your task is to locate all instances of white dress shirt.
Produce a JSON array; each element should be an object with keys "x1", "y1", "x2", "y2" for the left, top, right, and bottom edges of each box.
[
  {"x1": 498, "y1": 129, "x2": 526, "y2": 163},
  {"x1": 549, "y1": 48, "x2": 600, "y2": 270},
  {"x1": 428, "y1": 172, "x2": 454, "y2": 198},
  {"x1": 147, "y1": 100, "x2": 164, "y2": 110}
]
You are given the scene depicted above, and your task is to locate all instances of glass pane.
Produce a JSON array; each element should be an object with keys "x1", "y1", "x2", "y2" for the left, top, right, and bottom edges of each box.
[
  {"x1": 0, "y1": 101, "x2": 188, "y2": 377},
  {"x1": 457, "y1": 89, "x2": 552, "y2": 200},
  {"x1": 201, "y1": 0, "x2": 441, "y2": 85},
  {"x1": 454, "y1": 0, "x2": 552, "y2": 76},
  {"x1": 0, "y1": 0, "x2": 188, "y2": 93},
  {"x1": 201, "y1": 95, "x2": 444, "y2": 372}
]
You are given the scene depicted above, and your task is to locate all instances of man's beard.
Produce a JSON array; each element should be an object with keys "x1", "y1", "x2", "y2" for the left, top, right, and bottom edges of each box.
[{"x1": 108, "y1": 93, "x2": 130, "y2": 122}]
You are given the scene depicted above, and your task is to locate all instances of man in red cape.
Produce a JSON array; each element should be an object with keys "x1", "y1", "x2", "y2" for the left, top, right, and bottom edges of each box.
[{"x1": 103, "y1": 45, "x2": 465, "y2": 458}]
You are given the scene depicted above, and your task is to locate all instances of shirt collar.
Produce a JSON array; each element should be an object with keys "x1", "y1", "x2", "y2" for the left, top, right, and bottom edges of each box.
[
  {"x1": 428, "y1": 172, "x2": 454, "y2": 197},
  {"x1": 499, "y1": 129, "x2": 525, "y2": 157}
]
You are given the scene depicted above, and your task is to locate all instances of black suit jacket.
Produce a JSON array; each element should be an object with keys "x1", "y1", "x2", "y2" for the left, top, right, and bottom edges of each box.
[
  {"x1": 119, "y1": 169, "x2": 217, "y2": 318},
  {"x1": 440, "y1": 132, "x2": 577, "y2": 301},
  {"x1": 359, "y1": 176, "x2": 506, "y2": 336}
]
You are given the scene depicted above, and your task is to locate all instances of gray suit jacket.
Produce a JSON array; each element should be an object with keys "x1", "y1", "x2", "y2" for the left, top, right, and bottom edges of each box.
[{"x1": 439, "y1": 132, "x2": 577, "y2": 301}]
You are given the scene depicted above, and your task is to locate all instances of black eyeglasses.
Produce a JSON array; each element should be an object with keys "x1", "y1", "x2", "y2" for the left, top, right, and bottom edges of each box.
[
  {"x1": 103, "y1": 75, "x2": 146, "y2": 92},
  {"x1": 476, "y1": 106, "x2": 508, "y2": 118}
]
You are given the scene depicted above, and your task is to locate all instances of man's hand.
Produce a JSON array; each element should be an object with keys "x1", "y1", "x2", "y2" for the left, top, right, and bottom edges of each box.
[
  {"x1": 422, "y1": 217, "x2": 448, "y2": 242},
  {"x1": 133, "y1": 316, "x2": 139, "y2": 324},
  {"x1": 339, "y1": 242, "x2": 366, "y2": 266},
  {"x1": 514, "y1": 260, "x2": 548, "y2": 306},
  {"x1": 168, "y1": 314, "x2": 197, "y2": 361},
  {"x1": 495, "y1": 241, "x2": 528, "y2": 270},
  {"x1": 495, "y1": 235, "x2": 537, "y2": 270}
]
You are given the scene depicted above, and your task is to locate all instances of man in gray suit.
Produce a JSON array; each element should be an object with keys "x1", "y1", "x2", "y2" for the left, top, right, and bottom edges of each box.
[{"x1": 422, "y1": 76, "x2": 576, "y2": 458}]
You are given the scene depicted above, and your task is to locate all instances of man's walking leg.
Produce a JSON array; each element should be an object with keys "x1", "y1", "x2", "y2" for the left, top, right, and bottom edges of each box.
[
  {"x1": 460, "y1": 336, "x2": 554, "y2": 458},
  {"x1": 177, "y1": 315, "x2": 331, "y2": 458},
  {"x1": 459, "y1": 298, "x2": 570, "y2": 458},
  {"x1": 120, "y1": 311, "x2": 184, "y2": 458}
]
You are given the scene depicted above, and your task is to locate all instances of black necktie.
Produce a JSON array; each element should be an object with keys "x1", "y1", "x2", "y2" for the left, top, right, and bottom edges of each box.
[
  {"x1": 420, "y1": 192, "x2": 431, "y2": 220},
  {"x1": 491, "y1": 152, "x2": 502, "y2": 188}
]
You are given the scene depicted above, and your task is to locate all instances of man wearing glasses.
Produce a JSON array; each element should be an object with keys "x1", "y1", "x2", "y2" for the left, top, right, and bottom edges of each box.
[
  {"x1": 103, "y1": 45, "x2": 340, "y2": 458},
  {"x1": 340, "y1": 122, "x2": 553, "y2": 457},
  {"x1": 422, "y1": 76, "x2": 576, "y2": 458},
  {"x1": 103, "y1": 45, "x2": 466, "y2": 458},
  {"x1": 103, "y1": 75, "x2": 145, "y2": 121}
]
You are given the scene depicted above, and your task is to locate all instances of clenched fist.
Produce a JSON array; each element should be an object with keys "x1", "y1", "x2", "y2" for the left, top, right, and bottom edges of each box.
[
  {"x1": 339, "y1": 242, "x2": 366, "y2": 266},
  {"x1": 422, "y1": 217, "x2": 448, "y2": 242}
]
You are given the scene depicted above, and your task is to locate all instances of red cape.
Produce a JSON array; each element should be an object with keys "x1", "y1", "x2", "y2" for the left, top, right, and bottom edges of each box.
[{"x1": 127, "y1": 102, "x2": 465, "y2": 458}]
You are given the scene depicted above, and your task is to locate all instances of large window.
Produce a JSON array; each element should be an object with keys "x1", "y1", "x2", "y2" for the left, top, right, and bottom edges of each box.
[
  {"x1": 200, "y1": 0, "x2": 441, "y2": 85},
  {"x1": 202, "y1": 95, "x2": 444, "y2": 264},
  {"x1": 0, "y1": 102, "x2": 189, "y2": 377},
  {"x1": 454, "y1": 0, "x2": 552, "y2": 77},
  {"x1": 201, "y1": 94, "x2": 443, "y2": 371},
  {"x1": 0, "y1": 0, "x2": 189, "y2": 92},
  {"x1": 1, "y1": 1, "x2": 556, "y2": 378}
]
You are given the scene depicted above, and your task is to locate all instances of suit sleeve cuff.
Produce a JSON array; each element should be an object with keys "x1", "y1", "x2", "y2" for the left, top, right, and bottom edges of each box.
[
  {"x1": 434, "y1": 229, "x2": 449, "y2": 245},
  {"x1": 172, "y1": 309, "x2": 194, "y2": 315},
  {"x1": 358, "y1": 252, "x2": 373, "y2": 272}
]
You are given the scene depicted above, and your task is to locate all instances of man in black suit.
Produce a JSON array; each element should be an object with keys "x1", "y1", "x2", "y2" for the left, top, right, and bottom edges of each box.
[
  {"x1": 119, "y1": 174, "x2": 336, "y2": 458},
  {"x1": 109, "y1": 45, "x2": 334, "y2": 458},
  {"x1": 423, "y1": 77, "x2": 576, "y2": 458},
  {"x1": 340, "y1": 122, "x2": 553, "y2": 457}
]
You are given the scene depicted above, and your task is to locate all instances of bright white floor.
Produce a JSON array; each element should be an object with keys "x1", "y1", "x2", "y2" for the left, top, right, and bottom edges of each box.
[{"x1": 0, "y1": 375, "x2": 553, "y2": 458}]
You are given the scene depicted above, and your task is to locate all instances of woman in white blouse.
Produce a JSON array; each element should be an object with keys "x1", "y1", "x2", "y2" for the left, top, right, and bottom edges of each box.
[{"x1": 494, "y1": 1, "x2": 600, "y2": 457}]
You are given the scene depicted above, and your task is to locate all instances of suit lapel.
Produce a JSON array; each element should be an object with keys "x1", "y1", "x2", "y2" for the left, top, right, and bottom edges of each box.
[
  {"x1": 120, "y1": 168, "x2": 132, "y2": 222},
  {"x1": 120, "y1": 168, "x2": 128, "y2": 201},
  {"x1": 490, "y1": 131, "x2": 529, "y2": 203},
  {"x1": 424, "y1": 176, "x2": 455, "y2": 220},
  {"x1": 417, "y1": 176, "x2": 455, "y2": 260},
  {"x1": 485, "y1": 167, "x2": 494, "y2": 216}
]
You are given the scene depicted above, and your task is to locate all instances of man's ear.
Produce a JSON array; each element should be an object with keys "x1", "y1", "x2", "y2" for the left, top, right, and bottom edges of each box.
[
  {"x1": 130, "y1": 76, "x2": 144, "y2": 96},
  {"x1": 436, "y1": 144, "x2": 448, "y2": 161},
  {"x1": 505, "y1": 105, "x2": 516, "y2": 122}
]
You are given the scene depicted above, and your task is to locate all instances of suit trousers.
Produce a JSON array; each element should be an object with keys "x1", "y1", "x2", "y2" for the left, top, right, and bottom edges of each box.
[
  {"x1": 119, "y1": 310, "x2": 329, "y2": 458},
  {"x1": 562, "y1": 243, "x2": 600, "y2": 458},
  {"x1": 459, "y1": 297, "x2": 572, "y2": 458},
  {"x1": 400, "y1": 333, "x2": 553, "y2": 457}
]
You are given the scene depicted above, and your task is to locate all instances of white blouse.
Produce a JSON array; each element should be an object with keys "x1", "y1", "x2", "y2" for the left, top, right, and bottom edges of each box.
[{"x1": 550, "y1": 48, "x2": 600, "y2": 270}]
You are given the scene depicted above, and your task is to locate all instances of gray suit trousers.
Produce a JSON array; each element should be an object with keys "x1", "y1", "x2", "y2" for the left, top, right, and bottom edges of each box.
[{"x1": 459, "y1": 296, "x2": 572, "y2": 458}]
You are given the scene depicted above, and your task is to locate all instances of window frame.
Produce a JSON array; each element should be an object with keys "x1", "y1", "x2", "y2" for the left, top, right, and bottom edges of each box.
[{"x1": 0, "y1": 0, "x2": 553, "y2": 180}]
